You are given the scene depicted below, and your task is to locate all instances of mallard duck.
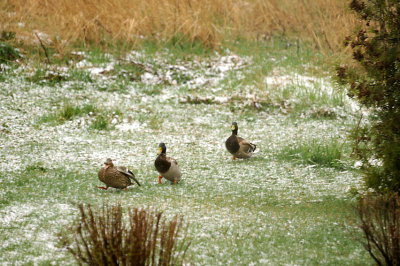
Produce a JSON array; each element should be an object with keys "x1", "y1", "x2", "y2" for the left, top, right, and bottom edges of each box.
[
  {"x1": 225, "y1": 122, "x2": 257, "y2": 160},
  {"x1": 97, "y1": 158, "x2": 141, "y2": 191},
  {"x1": 154, "y1": 143, "x2": 181, "y2": 185}
]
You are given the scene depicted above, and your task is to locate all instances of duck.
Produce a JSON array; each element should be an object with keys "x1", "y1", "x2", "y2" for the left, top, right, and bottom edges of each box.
[
  {"x1": 225, "y1": 122, "x2": 257, "y2": 160},
  {"x1": 97, "y1": 158, "x2": 141, "y2": 191},
  {"x1": 154, "y1": 143, "x2": 181, "y2": 185}
]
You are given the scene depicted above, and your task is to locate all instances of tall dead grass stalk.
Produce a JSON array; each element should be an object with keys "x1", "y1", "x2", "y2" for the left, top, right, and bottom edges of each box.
[
  {"x1": 60, "y1": 204, "x2": 190, "y2": 265},
  {"x1": 1, "y1": 0, "x2": 356, "y2": 54}
]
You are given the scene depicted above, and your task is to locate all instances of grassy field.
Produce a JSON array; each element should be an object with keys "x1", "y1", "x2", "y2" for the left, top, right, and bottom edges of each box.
[{"x1": 0, "y1": 39, "x2": 371, "y2": 264}]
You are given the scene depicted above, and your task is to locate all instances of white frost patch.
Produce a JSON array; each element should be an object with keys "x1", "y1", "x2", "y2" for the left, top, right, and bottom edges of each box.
[
  {"x1": 265, "y1": 73, "x2": 331, "y2": 93},
  {"x1": 116, "y1": 120, "x2": 143, "y2": 132},
  {"x1": 0, "y1": 204, "x2": 35, "y2": 225},
  {"x1": 141, "y1": 72, "x2": 159, "y2": 84},
  {"x1": 89, "y1": 63, "x2": 114, "y2": 76}
]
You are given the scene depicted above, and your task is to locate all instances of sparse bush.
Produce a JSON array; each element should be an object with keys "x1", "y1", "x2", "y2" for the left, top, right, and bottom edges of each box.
[
  {"x1": 60, "y1": 204, "x2": 190, "y2": 266},
  {"x1": 354, "y1": 193, "x2": 400, "y2": 265}
]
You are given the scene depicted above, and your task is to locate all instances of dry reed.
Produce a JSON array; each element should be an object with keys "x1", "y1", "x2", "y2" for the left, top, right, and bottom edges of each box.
[
  {"x1": 1, "y1": 0, "x2": 356, "y2": 54},
  {"x1": 60, "y1": 204, "x2": 190, "y2": 265}
]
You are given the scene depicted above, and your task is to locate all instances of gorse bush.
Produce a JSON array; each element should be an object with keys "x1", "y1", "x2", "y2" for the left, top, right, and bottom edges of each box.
[
  {"x1": 60, "y1": 204, "x2": 190, "y2": 265},
  {"x1": 337, "y1": 0, "x2": 400, "y2": 193},
  {"x1": 354, "y1": 193, "x2": 400, "y2": 265}
]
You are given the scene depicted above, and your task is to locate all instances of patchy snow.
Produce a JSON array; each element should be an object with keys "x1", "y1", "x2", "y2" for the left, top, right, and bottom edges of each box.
[{"x1": 0, "y1": 49, "x2": 368, "y2": 264}]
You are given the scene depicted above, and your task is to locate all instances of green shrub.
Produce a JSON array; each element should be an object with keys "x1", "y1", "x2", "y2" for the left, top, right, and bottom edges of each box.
[{"x1": 337, "y1": 0, "x2": 400, "y2": 193}]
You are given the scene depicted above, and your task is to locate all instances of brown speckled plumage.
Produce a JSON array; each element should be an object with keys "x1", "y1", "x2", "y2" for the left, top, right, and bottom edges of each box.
[{"x1": 98, "y1": 158, "x2": 141, "y2": 190}]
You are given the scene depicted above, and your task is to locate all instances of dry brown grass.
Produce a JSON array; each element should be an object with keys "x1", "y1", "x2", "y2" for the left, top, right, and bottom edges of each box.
[
  {"x1": 60, "y1": 204, "x2": 190, "y2": 265},
  {"x1": 0, "y1": 0, "x2": 356, "y2": 54}
]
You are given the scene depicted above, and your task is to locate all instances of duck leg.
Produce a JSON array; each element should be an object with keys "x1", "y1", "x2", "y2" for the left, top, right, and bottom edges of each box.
[
  {"x1": 97, "y1": 186, "x2": 108, "y2": 190},
  {"x1": 158, "y1": 176, "x2": 163, "y2": 184},
  {"x1": 233, "y1": 155, "x2": 236, "y2": 160},
  {"x1": 174, "y1": 180, "x2": 177, "y2": 185}
]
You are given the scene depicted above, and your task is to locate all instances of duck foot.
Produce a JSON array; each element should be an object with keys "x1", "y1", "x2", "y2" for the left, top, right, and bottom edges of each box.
[
  {"x1": 97, "y1": 186, "x2": 108, "y2": 190},
  {"x1": 233, "y1": 156, "x2": 236, "y2": 160},
  {"x1": 158, "y1": 176, "x2": 162, "y2": 184},
  {"x1": 174, "y1": 180, "x2": 177, "y2": 185}
]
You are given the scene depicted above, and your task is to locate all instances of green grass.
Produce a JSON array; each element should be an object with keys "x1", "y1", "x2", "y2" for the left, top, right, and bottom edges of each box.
[
  {"x1": 67, "y1": 69, "x2": 93, "y2": 83},
  {"x1": 277, "y1": 138, "x2": 350, "y2": 169},
  {"x1": 89, "y1": 115, "x2": 110, "y2": 130},
  {"x1": 37, "y1": 103, "x2": 98, "y2": 125},
  {"x1": 0, "y1": 40, "x2": 370, "y2": 265},
  {"x1": 36, "y1": 102, "x2": 122, "y2": 130}
]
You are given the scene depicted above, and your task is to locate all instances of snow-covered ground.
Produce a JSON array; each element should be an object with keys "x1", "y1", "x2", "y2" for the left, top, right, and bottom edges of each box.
[{"x1": 0, "y1": 49, "x2": 369, "y2": 264}]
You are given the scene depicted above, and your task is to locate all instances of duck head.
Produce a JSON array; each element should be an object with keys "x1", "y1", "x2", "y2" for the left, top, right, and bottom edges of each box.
[
  {"x1": 158, "y1": 143, "x2": 167, "y2": 155},
  {"x1": 104, "y1": 158, "x2": 114, "y2": 169},
  {"x1": 231, "y1": 122, "x2": 238, "y2": 135}
]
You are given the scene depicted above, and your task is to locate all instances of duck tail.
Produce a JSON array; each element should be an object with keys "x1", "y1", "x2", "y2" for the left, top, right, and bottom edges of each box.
[
  {"x1": 128, "y1": 170, "x2": 141, "y2": 186},
  {"x1": 251, "y1": 143, "x2": 257, "y2": 152}
]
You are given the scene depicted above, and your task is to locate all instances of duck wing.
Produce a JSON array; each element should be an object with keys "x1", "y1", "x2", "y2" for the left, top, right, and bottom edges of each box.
[
  {"x1": 117, "y1": 166, "x2": 141, "y2": 186},
  {"x1": 237, "y1": 137, "x2": 256, "y2": 153},
  {"x1": 103, "y1": 167, "x2": 131, "y2": 189},
  {"x1": 163, "y1": 156, "x2": 182, "y2": 182}
]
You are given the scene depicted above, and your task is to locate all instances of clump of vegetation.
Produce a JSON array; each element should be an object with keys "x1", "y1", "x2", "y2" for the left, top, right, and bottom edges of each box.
[
  {"x1": 277, "y1": 138, "x2": 346, "y2": 169},
  {"x1": 337, "y1": 0, "x2": 400, "y2": 193},
  {"x1": 68, "y1": 69, "x2": 93, "y2": 83},
  {"x1": 60, "y1": 204, "x2": 190, "y2": 265},
  {"x1": 38, "y1": 103, "x2": 98, "y2": 125},
  {"x1": 90, "y1": 115, "x2": 110, "y2": 130},
  {"x1": 309, "y1": 107, "x2": 337, "y2": 120},
  {"x1": 0, "y1": 31, "x2": 21, "y2": 64},
  {"x1": 354, "y1": 193, "x2": 400, "y2": 265},
  {"x1": 27, "y1": 68, "x2": 67, "y2": 86},
  {"x1": 114, "y1": 61, "x2": 146, "y2": 82},
  {"x1": 37, "y1": 103, "x2": 123, "y2": 131}
]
